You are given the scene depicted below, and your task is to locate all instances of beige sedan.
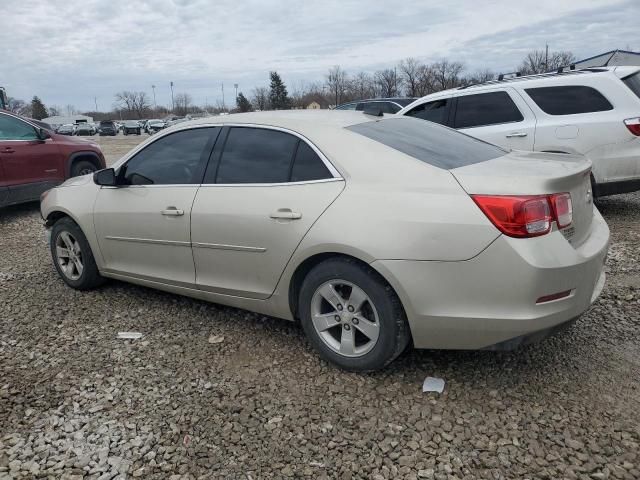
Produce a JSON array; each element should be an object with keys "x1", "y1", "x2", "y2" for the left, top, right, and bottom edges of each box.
[{"x1": 41, "y1": 111, "x2": 609, "y2": 371}]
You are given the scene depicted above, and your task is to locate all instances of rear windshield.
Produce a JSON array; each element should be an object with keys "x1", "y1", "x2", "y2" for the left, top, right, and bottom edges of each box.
[
  {"x1": 623, "y1": 72, "x2": 640, "y2": 99},
  {"x1": 345, "y1": 117, "x2": 506, "y2": 169},
  {"x1": 100, "y1": 121, "x2": 114, "y2": 126}
]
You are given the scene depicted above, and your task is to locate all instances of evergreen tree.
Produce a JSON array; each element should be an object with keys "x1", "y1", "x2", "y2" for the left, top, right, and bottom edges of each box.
[
  {"x1": 268, "y1": 71, "x2": 290, "y2": 110},
  {"x1": 236, "y1": 92, "x2": 253, "y2": 112},
  {"x1": 30, "y1": 96, "x2": 48, "y2": 120}
]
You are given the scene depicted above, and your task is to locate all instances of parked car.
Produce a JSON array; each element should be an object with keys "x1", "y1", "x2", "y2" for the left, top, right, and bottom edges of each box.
[
  {"x1": 145, "y1": 119, "x2": 165, "y2": 134},
  {"x1": 122, "y1": 120, "x2": 142, "y2": 135},
  {"x1": 398, "y1": 66, "x2": 640, "y2": 197},
  {"x1": 0, "y1": 110, "x2": 106, "y2": 208},
  {"x1": 75, "y1": 123, "x2": 95, "y2": 136},
  {"x1": 41, "y1": 111, "x2": 608, "y2": 371},
  {"x1": 98, "y1": 120, "x2": 118, "y2": 136},
  {"x1": 335, "y1": 98, "x2": 417, "y2": 114},
  {"x1": 56, "y1": 124, "x2": 76, "y2": 136}
]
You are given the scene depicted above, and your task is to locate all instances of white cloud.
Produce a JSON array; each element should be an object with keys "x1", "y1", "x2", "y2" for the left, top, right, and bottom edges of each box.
[{"x1": 1, "y1": 0, "x2": 636, "y2": 110}]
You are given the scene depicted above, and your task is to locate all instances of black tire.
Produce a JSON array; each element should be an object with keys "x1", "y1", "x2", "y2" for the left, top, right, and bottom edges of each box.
[
  {"x1": 70, "y1": 160, "x2": 98, "y2": 177},
  {"x1": 298, "y1": 257, "x2": 411, "y2": 372},
  {"x1": 50, "y1": 217, "x2": 104, "y2": 290}
]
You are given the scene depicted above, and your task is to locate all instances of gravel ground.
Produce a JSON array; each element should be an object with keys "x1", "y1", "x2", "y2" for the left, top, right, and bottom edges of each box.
[{"x1": 1, "y1": 137, "x2": 639, "y2": 479}]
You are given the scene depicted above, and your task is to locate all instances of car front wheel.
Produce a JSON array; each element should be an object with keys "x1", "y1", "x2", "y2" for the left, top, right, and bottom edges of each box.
[
  {"x1": 50, "y1": 217, "x2": 104, "y2": 290},
  {"x1": 71, "y1": 160, "x2": 98, "y2": 177},
  {"x1": 298, "y1": 257, "x2": 410, "y2": 372}
]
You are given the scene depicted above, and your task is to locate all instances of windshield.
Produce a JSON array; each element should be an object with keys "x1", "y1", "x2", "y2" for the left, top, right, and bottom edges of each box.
[{"x1": 346, "y1": 117, "x2": 507, "y2": 169}]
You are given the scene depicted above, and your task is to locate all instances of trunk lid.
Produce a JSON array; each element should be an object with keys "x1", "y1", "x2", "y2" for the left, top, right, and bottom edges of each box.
[{"x1": 450, "y1": 150, "x2": 594, "y2": 246}]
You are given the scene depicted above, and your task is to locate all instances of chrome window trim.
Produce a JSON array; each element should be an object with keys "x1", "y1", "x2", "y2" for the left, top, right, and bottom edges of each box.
[
  {"x1": 112, "y1": 122, "x2": 344, "y2": 182},
  {"x1": 100, "y1": 177, "x2": 344, "y2": 189}
]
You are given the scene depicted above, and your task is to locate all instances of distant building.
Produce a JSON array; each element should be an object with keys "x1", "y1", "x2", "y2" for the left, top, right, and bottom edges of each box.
[
  {"x1": 574, "y1": 49, "x2": 640, "y2": 68},
  {"x1": 42, "y1": 115, "x2": 93, "y2": 129},
  {"x1": 304, "y1": 94, "x2": 330, "y2": 110},
  {"x1": 307, "y1": 101, "x2": 321, "y2": 110}
]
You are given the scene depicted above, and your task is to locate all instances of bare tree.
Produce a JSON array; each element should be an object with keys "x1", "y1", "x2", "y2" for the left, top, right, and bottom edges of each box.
[
  {"x1": 399, "y1": 58, "x2": 423, "y2": 97},
  {"x1": 326, "y1": 65, "x2": 349, "y2": 107},
  {"x1": 518, "y1": 50, "x2": 575, "y2": 74},
  {"x1": 173, "y1": 93, "x2": 193, "y2": 116},
  {"x1": 6, "y1": 97, "x2": 27, "y2": 114},
  {"x1": 114, "y1": 91, "x2": 150, "y2": 118},
  {"x1": 374, "y1": 69, "x2": 399, "y2": 97},
  {"x1": 65, "y1": 104, "x2": 78, "y2": 116},
  {"x1": 462, "y1": 68, "x2": 495, "y2": 86},
  {"x1": 432, "y1": 60, "x2": 464, "y2": 91},
  {"x1": 48, "y1": 105, "x2": 61, "y2": 116},
  {"x1": 251, "y1": 87, "x2": 269, "y2": 111},
  {"x1": 349, "y1": 72, "x2": 375, "y2": 100}
]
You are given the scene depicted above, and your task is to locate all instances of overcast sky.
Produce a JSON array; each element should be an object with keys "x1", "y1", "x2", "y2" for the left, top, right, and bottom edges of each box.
[{"x1": 2, "y1": 0, "x2": 638, "y2": 112}]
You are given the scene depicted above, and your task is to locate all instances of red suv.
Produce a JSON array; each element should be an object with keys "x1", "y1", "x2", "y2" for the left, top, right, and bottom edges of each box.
[{"x1": 0, "y1": 110, "x2": 106, "y2": 208}]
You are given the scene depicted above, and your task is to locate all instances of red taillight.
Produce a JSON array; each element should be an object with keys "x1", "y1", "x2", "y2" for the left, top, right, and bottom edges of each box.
[
  {"x1": 471, "y1": 193, "x2": 572, "y2": 238},
  {"x1": 624, "y1": 117, "x2": 640, "y2": 136}
]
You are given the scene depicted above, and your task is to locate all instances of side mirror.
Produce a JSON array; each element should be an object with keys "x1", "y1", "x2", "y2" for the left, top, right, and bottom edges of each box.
[
  {"x1": 93, "y1": 168, "x2": 117, "y2": 186},
  {"x1": 37, "y1": 128, "x2": 51, "y2": 141}
]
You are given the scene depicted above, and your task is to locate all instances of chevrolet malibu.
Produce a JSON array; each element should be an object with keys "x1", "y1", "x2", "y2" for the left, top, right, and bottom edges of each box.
[{"x1": 40, "y1": 111, "x2": 609, "y2": 371}]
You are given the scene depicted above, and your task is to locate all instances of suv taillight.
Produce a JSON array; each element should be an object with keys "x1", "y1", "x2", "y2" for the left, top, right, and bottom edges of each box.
[
  {"x1": 624, "y1": 117, "x2": 640, "y2": 136},
  {"x1": 471, "y1": 193, "x2": 572, "y2": 238}
]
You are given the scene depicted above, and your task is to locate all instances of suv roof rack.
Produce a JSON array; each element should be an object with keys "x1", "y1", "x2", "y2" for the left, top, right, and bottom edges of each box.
[{"x1": 458, "y1": 68, "x2": 608, "y2": 90}]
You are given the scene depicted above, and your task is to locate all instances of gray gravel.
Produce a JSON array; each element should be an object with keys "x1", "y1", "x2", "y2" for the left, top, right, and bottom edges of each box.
[{"x1": 1, "y1": 189, "x2": 639, "y2": 479}]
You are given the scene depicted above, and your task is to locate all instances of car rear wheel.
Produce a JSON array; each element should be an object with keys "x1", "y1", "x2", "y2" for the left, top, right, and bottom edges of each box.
[
  {"x1": 50, "y1": 217, "x2": 104, "y2": 290},
  {"x1": 71, "y1": 160, "x2": 98, "y2": 177},
  {"x1": 298, "y1": 257, "x2": 410, "y2": 372}
]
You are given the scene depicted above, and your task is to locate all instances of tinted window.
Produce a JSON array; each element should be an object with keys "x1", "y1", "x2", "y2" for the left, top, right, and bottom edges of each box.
[
  {"x1": 336, "y1": 103, "x2": 357, "y2": 110},
  {"x1": 121, "y1": 128, "x2": 216, "y2": 185},
  {"x1": 291, "y1": 142, "x2": 332, "y2": 182},
  {"x1": 623, "y1": 72, "x2": 640, "y2": 100},
  {"x1": 0, "y1": 114, "x2": 39, "y2": 140},
  {"x1": 405, "y1": 99, "x2": 449, "y2": 125},
  {"x1": 454, "y1": 92, "x2": 523, "y2": 128},
  {"x1": 346, "y1": 117, "x2": 506, "y2": 169},
  {"x1": 216, "y1": 127, "x2": 298, "y2": 184},
  {"x1": 525, "y1": 86, "x2": 613, "y2": 115}
]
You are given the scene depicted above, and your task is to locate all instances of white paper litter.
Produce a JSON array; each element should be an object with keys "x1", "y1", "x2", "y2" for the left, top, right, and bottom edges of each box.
[
  {"x1": 117, "y1": 332, "x2": 143, "y2": 340},
  {"x1": 208, "y1": 334, "x2": 225, "y2": 344},
  {"x1": 422, "y1": 376, "x2": 445, "y2": 393}
]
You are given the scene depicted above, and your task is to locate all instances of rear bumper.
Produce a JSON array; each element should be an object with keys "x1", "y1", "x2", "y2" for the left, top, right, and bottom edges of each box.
[{"x1": 371, "y1": 209, "x2": 609, "y2": 350}]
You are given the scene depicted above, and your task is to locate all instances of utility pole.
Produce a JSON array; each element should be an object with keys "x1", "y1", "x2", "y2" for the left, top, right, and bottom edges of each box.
[
  {"x1": 151, "y1": 85, "x2": 157, "y2": 109},
  {"x1": 170, "y1": 81, "x2": 175, "y2": 112},
  {"x1": 94, "y1": 97, "x2": 98, "y2": 111},
  {"x1": 221, "y1": 83, "x2": 225, "y2": 112},
  {"x1": 545, "y1": 44, "x2": 549, "y2": 72},
  {"x1": 234, "y1": 83, "x2": 238, "y2": 103}
]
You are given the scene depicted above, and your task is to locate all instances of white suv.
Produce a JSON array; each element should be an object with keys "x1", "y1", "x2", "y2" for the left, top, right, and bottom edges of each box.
[{"x1": 398, "y1": 67, "x2": 640, "y2": 197}]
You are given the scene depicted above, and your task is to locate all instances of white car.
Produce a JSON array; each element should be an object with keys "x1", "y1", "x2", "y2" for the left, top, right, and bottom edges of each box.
[
  {"x1": 398, "y1": 66, "x2": 640, "y2": 197},
  {"x1": 41, "y1": 111, "x2": 608, "y2": 371}
]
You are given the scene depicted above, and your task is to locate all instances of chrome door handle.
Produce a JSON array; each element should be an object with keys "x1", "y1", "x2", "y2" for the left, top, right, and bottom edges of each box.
[
  {"x1": 2, "y1": 148, "x2": 15, "y2": 153},
  {"x1": 506, "y1": 132, "x2": 528, "y2": 138},
  {"x1": 270, "y1": 208, "x2": 302, "y2": 220},
  {"x1": 161, "y1": 207, "x2": 184, "y2": 216}
]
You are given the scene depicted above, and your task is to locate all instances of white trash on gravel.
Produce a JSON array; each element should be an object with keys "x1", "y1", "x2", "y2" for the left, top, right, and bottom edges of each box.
[
  {"x1": 208, "y1": 334, "x2": 225, "y2": 344},
  {"x1": 117, "y1": 332, "x2": 143, "y2": 340},
  {"x1": 422, "y1": 376, "x2": 445, "y2": 393}
]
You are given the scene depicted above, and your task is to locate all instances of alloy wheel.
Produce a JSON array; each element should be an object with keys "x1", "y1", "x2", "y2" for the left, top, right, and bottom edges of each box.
[
  {"x1": 310, "y1": 280, "x2": 380, "y2": 357},
  {"x1": 55, "y1": 231, "x2": 84, "y2": 281}
]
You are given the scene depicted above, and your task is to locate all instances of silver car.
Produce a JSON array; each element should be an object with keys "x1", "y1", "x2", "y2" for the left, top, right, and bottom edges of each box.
[{"x1": 41, "y1": 111, "x2": 609, "y2": 371}]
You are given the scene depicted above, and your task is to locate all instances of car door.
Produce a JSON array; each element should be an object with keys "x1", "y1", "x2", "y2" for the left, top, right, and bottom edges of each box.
[
  {"x1": 191, "y1": 126, "x2": 345, "y2": 299},
  {"x1": 93, "y1": 126, "x2": 219, "y2": 285},
  {"x1": 451, "y1": 89, "x2": 536, "y2": 150},
  {"x1": 0, "y1": 112, "x2": 64, "y2": 203}
]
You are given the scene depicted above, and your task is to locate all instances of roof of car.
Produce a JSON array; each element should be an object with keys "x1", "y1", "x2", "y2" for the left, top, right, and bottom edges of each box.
[{"x1": 178, "y1": 110, "x2": 374, "y2": 132}]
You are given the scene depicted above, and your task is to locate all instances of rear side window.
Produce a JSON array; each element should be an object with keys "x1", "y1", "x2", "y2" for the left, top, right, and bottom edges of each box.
[
  {"x1": 453, "y1": 92, "x2": 523, "y2": 128},
  {"x1": 291, "y1": 142, "x2": 332, "y2": 182},
  {"x1": 346, "y1": 117, "x2": 506, "y2": 169},
  {"x1": 216, "y1": 127, "x2": 298, "y2": 184},
  {"x1": 525, "y1": 86, "x2": 613, "y2": 115},
  {"x1": 623, "y1": 72, "x2": 640, "y2": 99},
  {"x1": 121, "y1": 127, "x2": 217, "y2": 185},
  {"x1": 404, "y1": 99, "x2": 449, "y2": 125}
]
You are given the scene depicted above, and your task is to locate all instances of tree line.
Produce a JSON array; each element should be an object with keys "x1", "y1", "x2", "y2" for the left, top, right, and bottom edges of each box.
[{"x1": 4, "y1": 49, "x2": 576, "y2": 119}]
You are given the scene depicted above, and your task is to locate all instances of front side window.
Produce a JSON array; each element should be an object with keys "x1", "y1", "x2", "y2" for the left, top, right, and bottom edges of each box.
[
  {"x1": 405, "y1": 99, "x2": 449, "y2": 125},
  {"x1": 453, "y1": 91, "x2": 523, "y2": 128},
  {"x1": 525, "y1": 86, "x2": 614, "y2": 115},
  {"x1": 0, "y1": 114, "x2": 39, "y2": 140},
  {"x1": 215, "y1": 127, "x2": 299, "y2": 184},
  {"x1": 120, "y1": 127, "x2": 217, "y2": 185}
]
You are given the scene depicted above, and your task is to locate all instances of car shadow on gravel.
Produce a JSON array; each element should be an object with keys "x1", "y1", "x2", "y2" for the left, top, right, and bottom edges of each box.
[{"x1": 0, "y1": 201, "x2": 41, "y2": 221}]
